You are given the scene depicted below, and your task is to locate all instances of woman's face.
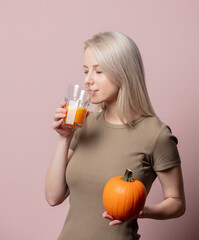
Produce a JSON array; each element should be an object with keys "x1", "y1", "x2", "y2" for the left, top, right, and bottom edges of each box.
[{"x1": 83, "y1": 47, "x2": 119, "y2": 105}]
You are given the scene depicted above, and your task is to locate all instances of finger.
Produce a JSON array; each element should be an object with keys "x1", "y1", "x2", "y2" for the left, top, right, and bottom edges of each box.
[
  {"x1": 60, "y1": 101, "x2": 67, "y2": 107},
  {"x1": 52, "y1": 119, "x2": 63, "y2": 129},
  {"x1": 102, "y1": 212, "x2": 114, "y2": 221},
  {"x1": 102, "y1": 212, "x2": 123, "y2": 226},
  {"x1": 86, "y1": 111, "x2": 90, "y2": 117},
  {"x1": 56, "y1": 107, "x2": 67, "y2": 113},
  {"x1": 109, "y1": 220, "x2": 123, "y2": 226},
  {"x1": 138, "y1": 210, "x2": 144, "y2": 218},
  {"x1": 54, "y1": 113, "x2": 66, "y2": 120}
]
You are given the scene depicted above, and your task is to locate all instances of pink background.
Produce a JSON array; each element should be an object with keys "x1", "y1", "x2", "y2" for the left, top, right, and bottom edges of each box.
[{"x1": 0, "y1": 0, "x2": 198, "y2": 239}]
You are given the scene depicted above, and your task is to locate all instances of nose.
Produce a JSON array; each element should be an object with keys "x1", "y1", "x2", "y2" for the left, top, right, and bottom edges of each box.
[{"x1": 84, "y1": 71, "x2": 95, "y2": 87}]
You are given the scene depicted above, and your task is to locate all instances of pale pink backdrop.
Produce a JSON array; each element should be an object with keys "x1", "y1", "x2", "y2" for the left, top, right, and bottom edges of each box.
[{"x1": 0, "y1": 0, "x2": 198, "y2": 239}]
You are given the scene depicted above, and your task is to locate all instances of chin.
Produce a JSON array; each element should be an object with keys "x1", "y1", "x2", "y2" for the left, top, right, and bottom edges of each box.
[
  {"x1": 91, "y1": 97, "x2": 103, "y2": 104},
  {"x1": 91, "y1": 100, "x2": 101, "y2": 104}
]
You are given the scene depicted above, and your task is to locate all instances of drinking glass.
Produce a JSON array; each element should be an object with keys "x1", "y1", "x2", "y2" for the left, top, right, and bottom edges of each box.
[{"x1": 64, "y1": 84, "x2": 91, "y2": 129}]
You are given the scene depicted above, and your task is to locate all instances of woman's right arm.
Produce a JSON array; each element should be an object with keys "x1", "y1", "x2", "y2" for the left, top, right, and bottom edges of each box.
[{"x1": 45, "y1": 101, "x2": 75, "y2": 206}]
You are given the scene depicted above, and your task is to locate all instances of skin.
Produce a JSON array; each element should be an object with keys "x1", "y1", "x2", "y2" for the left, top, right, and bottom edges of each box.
[{"x1": 45, "y1": 47, "x2": 186, "y2": 226}]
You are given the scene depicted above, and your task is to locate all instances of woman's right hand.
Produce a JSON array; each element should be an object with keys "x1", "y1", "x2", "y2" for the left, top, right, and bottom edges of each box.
[{"x1": 52, "y1": 101, "x2": 75, "y2": 138}]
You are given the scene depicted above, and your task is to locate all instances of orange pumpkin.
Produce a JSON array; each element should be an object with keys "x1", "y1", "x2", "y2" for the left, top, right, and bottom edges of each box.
[{"x1": 103, "y1": 169, "x2": 146, "y2": 220}]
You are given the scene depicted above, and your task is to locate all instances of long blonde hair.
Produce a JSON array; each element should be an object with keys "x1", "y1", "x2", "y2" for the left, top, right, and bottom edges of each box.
[{"x1": 84, "y1": 31, "x2": 156, "y2": 126}]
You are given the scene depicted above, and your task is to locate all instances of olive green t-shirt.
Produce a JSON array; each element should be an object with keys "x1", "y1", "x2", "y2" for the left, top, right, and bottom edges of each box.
[{"x1": 58, "y1": 112, "x2": 181, "y2": 240}]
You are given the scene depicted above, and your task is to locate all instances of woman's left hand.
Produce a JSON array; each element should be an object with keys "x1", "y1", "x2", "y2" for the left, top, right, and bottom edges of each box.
[
  {"x1": 102, "y1": 211, "x2": 123, "y2": 226},
  {"x1": 102, "y1": 210, "x2": 145, "y2": 226},
  {"x1": 102, "y1": 209, "x2": 144, "y2": 226}
]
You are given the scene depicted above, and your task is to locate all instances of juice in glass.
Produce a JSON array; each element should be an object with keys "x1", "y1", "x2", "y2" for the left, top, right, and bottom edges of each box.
[{"x1": 64, "y1": 106, "x2": 87, "y2": 129}]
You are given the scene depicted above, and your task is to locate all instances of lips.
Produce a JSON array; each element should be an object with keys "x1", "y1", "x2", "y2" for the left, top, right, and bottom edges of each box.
[{"x1": 88, "y1": 89, "x2": 99, "y2": 95}]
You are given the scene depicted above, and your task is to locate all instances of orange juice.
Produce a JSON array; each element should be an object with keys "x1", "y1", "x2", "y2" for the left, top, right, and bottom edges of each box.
[{"x1": 64, "y1": 106, "x2": 87, "y2": 129}]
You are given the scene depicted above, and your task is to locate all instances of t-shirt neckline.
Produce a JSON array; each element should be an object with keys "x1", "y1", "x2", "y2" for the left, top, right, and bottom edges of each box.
[{"x1": 100, "y1": 111, "x2": 146, "y2": 129}]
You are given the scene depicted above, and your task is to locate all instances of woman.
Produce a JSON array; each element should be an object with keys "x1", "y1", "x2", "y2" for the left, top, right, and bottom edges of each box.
[{"x1": 45, "y1": 31, "x2": 186, "y2": 240}]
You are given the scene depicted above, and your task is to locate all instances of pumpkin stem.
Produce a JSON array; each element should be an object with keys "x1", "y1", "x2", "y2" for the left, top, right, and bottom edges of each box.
[{"x1": 121, "y1": 169, "x2": 134, "y2": 182}]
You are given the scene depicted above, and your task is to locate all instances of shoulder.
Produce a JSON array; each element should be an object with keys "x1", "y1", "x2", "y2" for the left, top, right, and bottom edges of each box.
[
  {"x1": 150, "y1": 117, "x2": 177, "y2": 144},
  {"x1": 140, "y1": 116, "x2": 163, "y2": 128},
  {"x1": 143, "y1": 116, "x2": 179, "y2": 148},
  {"x1": 140, "y1": 116, "x2": 172, "y2": 132},
  {"x1": 137, "y1": 116, "x2": 165, "y2": 135},
  {"x1": 137, "y1": 116, "x2": 178, "y2": 145}
]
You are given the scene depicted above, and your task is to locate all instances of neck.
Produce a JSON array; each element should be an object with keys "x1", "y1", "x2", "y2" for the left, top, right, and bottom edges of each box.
[
  {"x1": 104, "y1": 101, "x2": 122, "y2": 124},
  {"x1": 104, "y1": 101, "x2": 141, "y2": 125}
]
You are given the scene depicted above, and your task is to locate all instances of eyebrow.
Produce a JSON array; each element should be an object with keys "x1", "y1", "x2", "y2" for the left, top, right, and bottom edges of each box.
[{"x1": 83, "y1": 64, "x2": 99, "y2": 68}]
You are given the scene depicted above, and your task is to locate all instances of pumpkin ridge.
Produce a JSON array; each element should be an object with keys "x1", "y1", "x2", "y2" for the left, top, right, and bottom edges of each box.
[
  {"x1": 117, "y1": 178, "x2": 123, "y2": 219},
  {"x1": 111, "y1": 177, "x2": 119, "y2": 216},
  {"x1": 122, "y1": 178, "x2": 129, "y2": 219},
  {"x1": 126, "y1": 181, "x2": 132, "y2": 219},
  {"x1": 134, "y1": 180, "x2": 146, "y2": 215},
  {"x1": 113, "y1": 177, "x2": 121, "y2": 218}
]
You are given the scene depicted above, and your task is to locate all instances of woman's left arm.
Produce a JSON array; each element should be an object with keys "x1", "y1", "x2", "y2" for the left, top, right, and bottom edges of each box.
[{"x1": 139, "y1": 165, "x2": 186, "y2": 220}]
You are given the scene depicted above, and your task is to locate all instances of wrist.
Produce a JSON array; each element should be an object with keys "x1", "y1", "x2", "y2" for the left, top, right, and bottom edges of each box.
[
  {"x1": 58, "y1": 134, "x2": 73, "y2": 144},
  {"x1": 138, "y1": 206, "x2": 150, "y2": 219}
]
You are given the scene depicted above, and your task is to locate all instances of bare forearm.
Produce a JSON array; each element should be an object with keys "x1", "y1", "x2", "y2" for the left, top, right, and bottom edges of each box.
[
  {"x1": 45, "y1": 135, "x2": 72, "y2": 206},
  {"x1": 140, "y1": 197, "x2": 186, "y2": 220}
]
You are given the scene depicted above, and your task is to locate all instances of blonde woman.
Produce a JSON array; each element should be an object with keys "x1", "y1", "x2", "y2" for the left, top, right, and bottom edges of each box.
[{"x1": 45, "y1": 31, "x2": 186, "y2": 240}]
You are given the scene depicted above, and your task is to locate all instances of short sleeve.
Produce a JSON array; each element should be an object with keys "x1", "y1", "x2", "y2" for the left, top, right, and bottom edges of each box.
[
  {"x1": 152, "y1": 125, "x2": 181, "y2": 171},
  {"x1": 70, "y1": 129, "x2": 81, "y2": 151}
]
